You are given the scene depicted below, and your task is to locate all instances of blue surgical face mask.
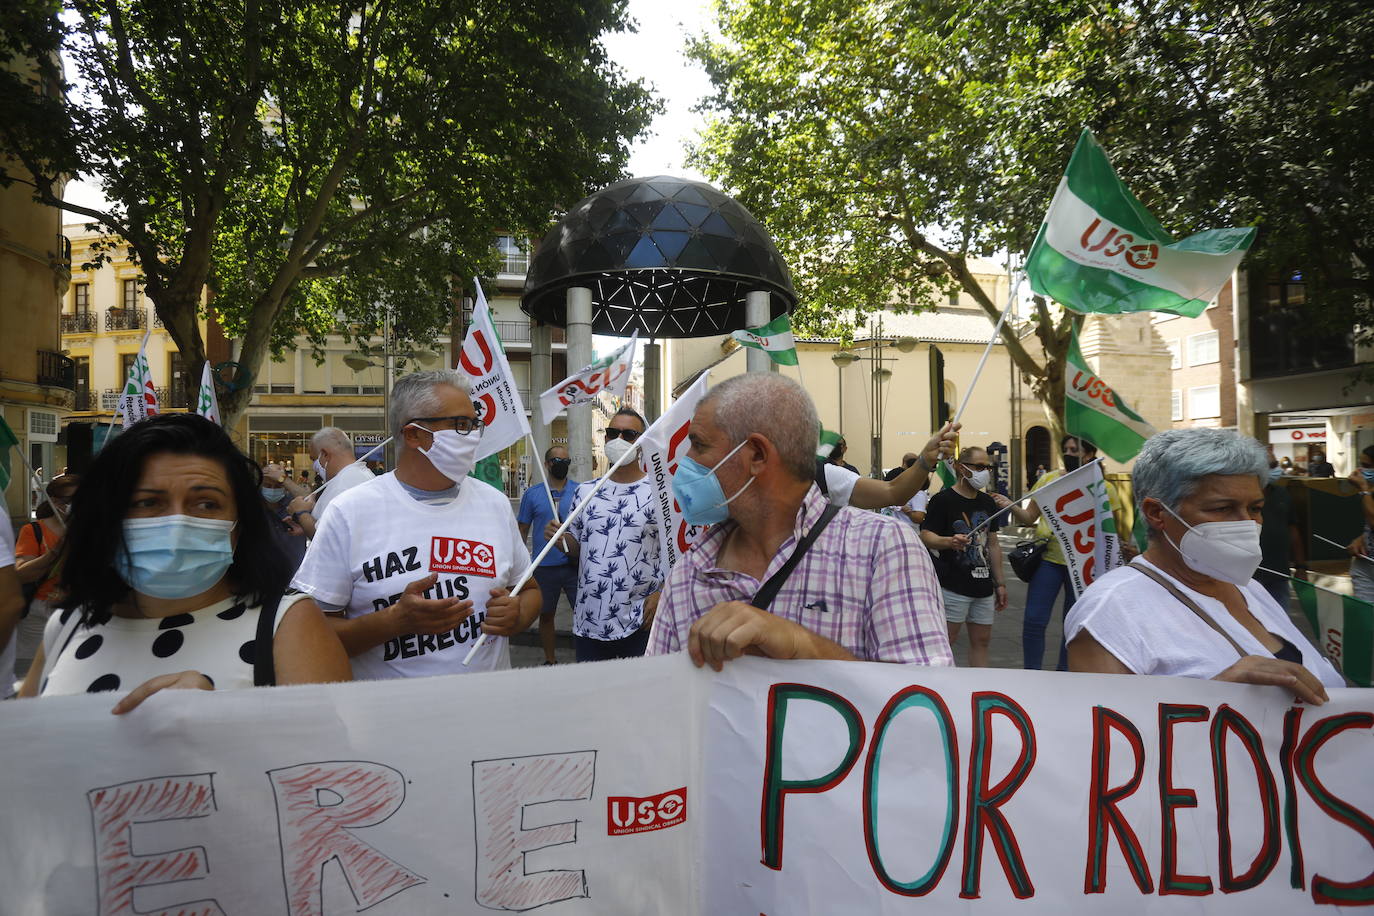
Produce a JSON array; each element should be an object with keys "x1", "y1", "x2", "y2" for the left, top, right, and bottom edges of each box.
[
  {"x1": 671, "y1": 439, "x2": 754, "y2": 527},
  {"x1": 261, "y1": 486, "x2": 286, "y2": 503},
  {"x1": 1363, "y1": 468, "x2": 1374, "y2": 484},
  {"x1": 1267, "y1": 467, "x2": 1283, "y2": 483},
  {"x1": 116, "y1": 515, "x2": 236, "y2": 599}
]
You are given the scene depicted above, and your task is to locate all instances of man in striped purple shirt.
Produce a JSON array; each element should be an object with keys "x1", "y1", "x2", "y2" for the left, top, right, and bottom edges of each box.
[{"x1": 646, "y1": 374, "x2": 953, "y2": 669}]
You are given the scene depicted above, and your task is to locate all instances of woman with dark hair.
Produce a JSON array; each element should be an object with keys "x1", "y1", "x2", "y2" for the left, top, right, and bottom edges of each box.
[{"x1": 18, "y1": 414, "x2": 349, "y2": 709}]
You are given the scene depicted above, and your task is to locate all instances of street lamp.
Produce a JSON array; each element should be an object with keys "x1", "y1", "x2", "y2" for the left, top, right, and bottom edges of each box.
[{"x1": 831, "y1": 322, "x2": 916, "y2": 477}]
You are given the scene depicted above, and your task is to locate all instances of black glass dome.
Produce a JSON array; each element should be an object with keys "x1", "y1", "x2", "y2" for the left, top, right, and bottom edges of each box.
[{"x1": 521, "y1": 176, "x2": 796, "y2": 337}]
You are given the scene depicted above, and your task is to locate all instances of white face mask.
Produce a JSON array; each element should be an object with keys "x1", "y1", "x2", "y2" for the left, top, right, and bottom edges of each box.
[
  {"x1": 312, "y1": 456, "x2": 327, "y2": 481},
  {"x1": 410, "y1": 425, "x2": 479, "y2": 484},
  {"x1": 1162, "y1": 503, "x2": 1262, "y2": 586},
  {"x1": 604, "y1": 436, "x2": 637, "y2": 467},
  {"x1": 964, "y1": 468, "x2": 990, "y2": 490}
]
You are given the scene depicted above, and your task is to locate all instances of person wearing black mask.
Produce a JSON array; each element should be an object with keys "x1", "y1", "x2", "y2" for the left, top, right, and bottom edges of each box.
[
  {"x1": 516, "y1": 446, "x2": 580, "y2": 664},
  {"x1": 1004, "y1": 435, "x2": 1128, "y2": 670}
]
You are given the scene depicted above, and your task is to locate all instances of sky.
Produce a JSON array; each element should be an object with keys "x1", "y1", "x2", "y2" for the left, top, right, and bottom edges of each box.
[{"x1": 62, "y1": 0, "x2": 717, "y2": 218}]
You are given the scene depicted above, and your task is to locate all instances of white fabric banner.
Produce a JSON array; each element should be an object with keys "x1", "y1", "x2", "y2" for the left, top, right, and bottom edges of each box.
[
  {"x1": 636, "y1": 371, "x2": 712, "y2": 581},
  {"x1": 538, "y1": 331, "x2": 638, "y2": 422},
  {"x1": 195, "y1": 360, "x2": 221, "y2": 424},
  {"x1": 1030, "y1": 460, "x2": 1122, "y2": 597},
  {"x1": 3, "y1": 657, "x2": 1371, "y2": 914},
  {"x1": 460, "y1": 283, "x2": 532, "y2": 459}
]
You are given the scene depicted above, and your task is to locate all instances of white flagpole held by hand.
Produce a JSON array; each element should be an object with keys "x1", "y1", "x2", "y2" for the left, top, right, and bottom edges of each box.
[
  {"x1": 1316, "y1": 533, "x2": 1372, "y2": 564},
  {"x1": 953, "y1": 273, "x2": 1024, "y2": 426},
  {"x1": 464, "y1": 431, "x2": 644, "y2": 665}
]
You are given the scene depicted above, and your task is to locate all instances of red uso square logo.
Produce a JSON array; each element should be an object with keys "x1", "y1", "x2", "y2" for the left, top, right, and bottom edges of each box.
[
  {"x1": 607, "y1": 787, "x2": 687, "y2": 836},
  {"x1": 429, "y1": 537, "x2": 496, "y2": 577}
]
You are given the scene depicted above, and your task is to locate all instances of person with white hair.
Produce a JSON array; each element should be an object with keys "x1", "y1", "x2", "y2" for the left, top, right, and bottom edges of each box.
[
  {"x1": 291, "y1": 370, "x2": 540, "y2": 679},
  {"x1": 286, "y1": 426, "x2": 377, "y2": 538},
  {"x1": 647, "y1": 374, "x2": 952, "y2": 668},
  {"x1": 1066, "y1": 427, "x2": 1342, "y2": 704}
]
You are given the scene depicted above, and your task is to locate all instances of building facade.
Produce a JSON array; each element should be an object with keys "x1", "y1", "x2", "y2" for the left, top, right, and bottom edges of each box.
[{"x1": 1, "y1": 57, "x2": 73, "y2": 523}]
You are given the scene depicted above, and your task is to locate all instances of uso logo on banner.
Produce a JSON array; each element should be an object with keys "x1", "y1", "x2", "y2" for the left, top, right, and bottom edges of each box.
[
  {"x1": 607, "y1": 787, "x2": 687, "y2": 836},
  {"x1": 430, "y1": 537, "x2": 496, "y2": 577}
]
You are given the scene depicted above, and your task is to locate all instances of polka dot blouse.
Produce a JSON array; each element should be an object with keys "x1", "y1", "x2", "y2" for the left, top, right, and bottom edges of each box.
[{"x1": 39, "y1": 594, "x2": 297, "y2": 697}]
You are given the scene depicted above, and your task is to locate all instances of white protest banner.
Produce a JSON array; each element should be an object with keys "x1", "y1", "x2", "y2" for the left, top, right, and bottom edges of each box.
[
  {"x1": 705, "y1": 658, "x2": 1374, "y2": 913},
  {"x1": 1030, "y1": 459, "x2": 1122, "y2": 597},
  {"x1": 539, "y1": 331, "x2": 638, "y2": 421},
  {"x1": 460, "y1": 282, "x2": 531, "y2": 459},
  {"x1": 0, "y1": 658, "x2": 703, "y2": 916},
  {"x1": 2, "y1": 657, "x2": 1372, "y2": 913},
  {"x1": 637, "y1": 370, "x2": 712, "y2": 580},
  {"x1": 195, "y1": 360, "x2": 221, "y2": 424}
]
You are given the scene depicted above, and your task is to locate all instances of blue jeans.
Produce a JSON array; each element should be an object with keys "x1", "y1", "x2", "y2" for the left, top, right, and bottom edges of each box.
[{"x1": 1023, "y1": 560, "x2": 1074, "y2": 671}]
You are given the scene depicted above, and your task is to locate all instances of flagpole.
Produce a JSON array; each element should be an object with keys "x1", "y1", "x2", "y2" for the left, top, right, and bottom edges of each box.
[
  {"x1": 524, "y1": 432, "x2": 571, "y2": 553},
  {"x1": 1315, "y1": 533, "x2": 1372, "y2": 564},
  {"x1": 953, "y1": 273, "x2": 1024, "y2": 425},
  {"x1": 964, "y1": 457, "x2": 1105, "y2": 538},
  {"x1": 463, "y1": 428, "x2": 644, "y2": 665},
  {"x1": 303, "y1": 437, "x2": 392, "y2": 500}
]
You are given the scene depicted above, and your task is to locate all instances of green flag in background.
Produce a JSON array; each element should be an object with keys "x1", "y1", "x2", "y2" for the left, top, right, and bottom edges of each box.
[
  {"x1": 1026, "y1": 129, "x2": 1255, "y2": 318},
  {"x1": 473, "y1": 454, "x2": 505, "y2": 491},
  {"x1": 1294, "y1": 578, "x2": 1374, "y2": 687},
  {"x1": 732, "y1": 313, "x2": 799, "y2": 366},
  {"x1": 1064, "y1": 327, "x2": 1156, "y2": 462},
  {"x1": 817, "y1": 429, "x2": 842, "y2": 459},
  {"x1": 0, "y1": 415, "x2": 18, "y2": 491},
  {"x1": 935, "y1": 459, "x2": 957, "y2": 490}
]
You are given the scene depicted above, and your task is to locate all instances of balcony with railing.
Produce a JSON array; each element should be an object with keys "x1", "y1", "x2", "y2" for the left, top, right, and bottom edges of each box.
[
  {"x1": 61, "y1": 312, "x2": 98, "y2": 334},
  {"x1": 155, "y1": 385, "x2": 190, "y2": 409},
  {"x1": 106, "y1": 307, "x2": 149, "y2": 332},
  {"x1": 36, "y1": 350, "x2": 76, "y2": 390}
]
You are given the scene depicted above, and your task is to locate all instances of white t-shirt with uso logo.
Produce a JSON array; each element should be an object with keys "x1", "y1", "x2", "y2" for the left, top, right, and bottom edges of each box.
[{"x1": 291, "y1": 471, "x2": 529, "y2": 679}]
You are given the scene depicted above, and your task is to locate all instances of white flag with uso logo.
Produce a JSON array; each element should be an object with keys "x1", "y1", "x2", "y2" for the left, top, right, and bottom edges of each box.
[
  {"x1": 637, "y1": 371, "x2": 712, "y2": 581},
  {"x1": 459, "y1": 282, "x2": 531, "y2": 459},
  {"x1": 539, "y1": 331, "x2": 638, "y2": 421}
]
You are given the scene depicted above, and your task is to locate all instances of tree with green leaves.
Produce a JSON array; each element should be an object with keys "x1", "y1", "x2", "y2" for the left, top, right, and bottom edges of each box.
[
  {"x1": 690, "y1": 0, "x2": 1371, "y2": 430},
  {"x1": 0, "y1": 0, "x2": 656, "y2": 425}
]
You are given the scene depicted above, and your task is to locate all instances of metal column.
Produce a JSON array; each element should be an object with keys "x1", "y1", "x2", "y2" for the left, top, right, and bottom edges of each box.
[
  {"x1": 566, "y1": 287, "x2": 594, "y2": 482},
  {"x1": 745, "y1": 291, "x2": 774, "y2": 373},
  {"x1": 643, "y1": 339, "x2": 661, "y2": 423},
  {"x1": 530, "y1": 323, "x2": 553, "y2": 463}
]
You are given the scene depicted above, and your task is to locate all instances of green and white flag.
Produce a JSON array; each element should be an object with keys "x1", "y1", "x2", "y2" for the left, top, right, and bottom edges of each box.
[
  {"x1": 817, "y1": 429, "x2": 842, "y2": 459},
  {"x1": 116, "y1": 328, "x2": 159, "y2": 428},
  {"x1": 732, "y1": 314, "x2": 798, "y2": 366},
  {"x1": 935, "y1": 459, "x2": 956, "y2": 490},
  {"x1": 195, "y1": 361, "x2": 221, "y2": 425},
  {"x1": 1294, "y1": 578, "x2": 1374, "y2": 687},
  {"x1": 1064, "y1": 327, "x2": 1156, "y2": 462},
  {"x1": 1026, "y1": 129, "x2": 1255, "y2": 318}
]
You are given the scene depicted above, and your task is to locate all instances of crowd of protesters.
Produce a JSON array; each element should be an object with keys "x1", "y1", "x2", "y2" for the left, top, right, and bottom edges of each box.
[{"x1": 0, "y1": 369, "x2": 1365, "y2": 712}]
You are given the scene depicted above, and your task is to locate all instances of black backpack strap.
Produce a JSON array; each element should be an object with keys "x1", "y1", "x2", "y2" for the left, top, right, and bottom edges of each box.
[
  {"x1": 253, "y1": 590, "x2": 286, "y2": 686},
  {"x1": 814, "y1": 458, "x2": 830, "y2": 497},
  {"x1": 752, "y1": 502, "x2": 842, "y2": 611},
  {"x1": 30, "y1": 521, "x2": 43, "y2": 548}
]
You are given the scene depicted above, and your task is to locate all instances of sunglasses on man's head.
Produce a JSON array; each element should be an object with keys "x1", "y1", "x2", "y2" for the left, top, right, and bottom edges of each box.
[
  {"x1": 960, "y1": 462, "x2": 992, "y2": 472},
  {"x1": 604, "y1": 427, "x2": 642, "y2": 443}
]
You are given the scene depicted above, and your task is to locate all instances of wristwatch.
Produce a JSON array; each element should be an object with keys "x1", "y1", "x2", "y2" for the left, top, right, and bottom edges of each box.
[
  {"x1": 291, "y1": 510, "x2": 311, "y2": 522},
  {"x1": 917, "y1": 453, "x2": 933, "y2": 473}
]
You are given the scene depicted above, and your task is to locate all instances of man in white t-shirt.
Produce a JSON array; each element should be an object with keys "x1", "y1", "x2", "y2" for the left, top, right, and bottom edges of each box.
[
  {"x1": 0, "y1": 522, "x2": 24, "y2": 694},
  {"x1": 291, "y1": 371, "x2": 539, "y2": 679},
  {"x1": 287, "y1": 427, "x2": 378, "y2": 538}
]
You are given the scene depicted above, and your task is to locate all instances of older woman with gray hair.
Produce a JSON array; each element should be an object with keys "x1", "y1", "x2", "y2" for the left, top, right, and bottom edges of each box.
[{"x1": 1066, "y1": 427, "x2": 1342, "y2": 704}]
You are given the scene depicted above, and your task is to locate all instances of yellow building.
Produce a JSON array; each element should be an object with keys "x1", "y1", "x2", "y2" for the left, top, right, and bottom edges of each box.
[{"x1": 0, "y1": 58, "x2": 72, "y2": 524}]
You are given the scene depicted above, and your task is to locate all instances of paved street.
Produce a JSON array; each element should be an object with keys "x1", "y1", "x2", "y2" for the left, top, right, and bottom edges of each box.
[{"x1": 510, "y1": 529, "x2": 1321, "y2": 670}]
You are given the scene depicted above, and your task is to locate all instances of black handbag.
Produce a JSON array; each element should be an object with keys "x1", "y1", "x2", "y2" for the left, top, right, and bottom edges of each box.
[{"x1": 1008, "y1": 539, "x2": 1049, "y2": 583}]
